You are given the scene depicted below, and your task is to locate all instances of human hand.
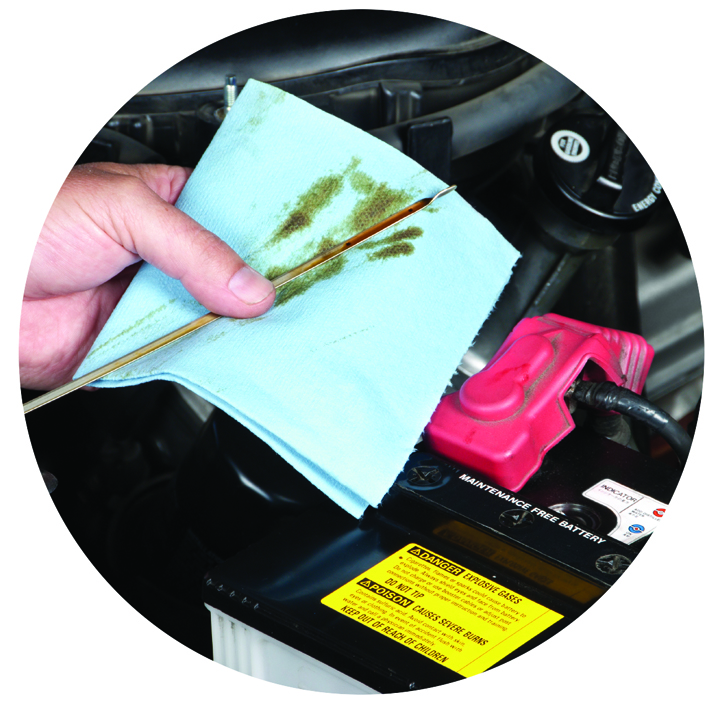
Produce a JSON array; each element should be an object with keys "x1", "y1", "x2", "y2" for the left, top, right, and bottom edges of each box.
[{"x1": 20, "y1": 163, "x2": 276, "y2": 390}]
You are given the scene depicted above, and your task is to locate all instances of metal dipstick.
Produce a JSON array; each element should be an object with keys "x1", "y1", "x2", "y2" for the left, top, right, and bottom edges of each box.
[{"x1": 23, "y1": 185, "x2": 456, "y2": 414}]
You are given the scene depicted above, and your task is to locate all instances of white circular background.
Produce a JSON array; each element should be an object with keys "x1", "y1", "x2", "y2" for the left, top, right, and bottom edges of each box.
[{"x1": 3, "y1": 3, "x2": 716, "y2": 702}]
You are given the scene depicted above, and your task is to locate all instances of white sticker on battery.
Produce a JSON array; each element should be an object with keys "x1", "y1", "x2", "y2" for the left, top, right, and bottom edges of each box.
[{"x1": 582, "y1": 478, "x2": 668, "y2": 544}]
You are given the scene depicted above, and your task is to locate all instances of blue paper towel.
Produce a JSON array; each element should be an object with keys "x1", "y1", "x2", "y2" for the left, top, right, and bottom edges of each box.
[{"x1": 75, "y1": 79, "x2": 519, "y2": 517}]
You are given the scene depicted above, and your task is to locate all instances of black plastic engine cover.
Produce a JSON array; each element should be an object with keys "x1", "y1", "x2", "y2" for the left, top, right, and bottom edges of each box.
[{"x1": 142, "y1": 11, "x2": 507, "y2": 94}]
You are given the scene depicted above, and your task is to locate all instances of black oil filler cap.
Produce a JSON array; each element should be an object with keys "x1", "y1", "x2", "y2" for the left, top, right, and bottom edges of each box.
[{"x1": 534, "y1": 113, "x2": 663, "y2": 231}]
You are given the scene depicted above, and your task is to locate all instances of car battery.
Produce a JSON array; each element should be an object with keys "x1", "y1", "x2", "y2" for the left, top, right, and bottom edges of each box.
[{"x1": 202, "y1": 423, "x2": 679, "y2": 693}]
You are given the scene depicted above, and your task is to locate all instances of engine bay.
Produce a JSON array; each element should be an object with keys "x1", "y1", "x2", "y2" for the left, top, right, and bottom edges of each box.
[{"x1": 20, "y1": 10, "x2": 703, "y2": 694}]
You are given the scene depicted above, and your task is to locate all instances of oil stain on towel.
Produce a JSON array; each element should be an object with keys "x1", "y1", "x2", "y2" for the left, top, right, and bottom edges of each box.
[
  {"x1": 85, "y1": 299, "x2": 176, "y2": 361},
  {"x1": 266, "y1": 256, "x2": 345, "y2": 308},
  {"x1": 244, "y1": 86, "x2": 287, "y2": 131},
  {"x1": 357, "y1": 226, "x2": 424, "y2": 261},
  {"x1": 266, "y1": 157, "x2": 421, "y2": 307},
  {"x1": 269, "y1": 174, "x2": 344, "y2": 246}
]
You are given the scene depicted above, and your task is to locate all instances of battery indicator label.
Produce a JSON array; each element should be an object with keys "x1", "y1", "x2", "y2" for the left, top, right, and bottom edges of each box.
[
  {"x1": 321, "y1": 543, "x2": 563, "y2": 677},
  {"x1": 583, "y1": 478, "x2": 668, "y2": 544}
]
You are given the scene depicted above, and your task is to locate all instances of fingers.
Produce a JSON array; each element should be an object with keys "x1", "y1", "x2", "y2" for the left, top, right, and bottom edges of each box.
[
  {"x1": 83, "y1": 164, "x2": 276, "y2": 318},
  {"x1": 90, "y1": 162, "x2": 193, "y2": 205},
  {"x1": 122, "y1": 190, "x2": 275, "y2": 317}
]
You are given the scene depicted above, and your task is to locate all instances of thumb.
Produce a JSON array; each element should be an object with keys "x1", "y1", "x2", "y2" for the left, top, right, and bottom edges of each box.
[{"x1": 108, "y1": 170, "x2": 276, "y2": 318}]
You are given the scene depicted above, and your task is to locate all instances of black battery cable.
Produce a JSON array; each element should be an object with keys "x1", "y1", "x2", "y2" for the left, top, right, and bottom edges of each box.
[{"x1": 571, "y1": 380, "x2": 692, "y2": 467}]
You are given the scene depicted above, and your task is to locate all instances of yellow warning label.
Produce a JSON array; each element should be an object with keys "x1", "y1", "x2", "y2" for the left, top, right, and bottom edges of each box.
[{"x1": 321, "y1": 544, "x2": 563, "y2": 676}]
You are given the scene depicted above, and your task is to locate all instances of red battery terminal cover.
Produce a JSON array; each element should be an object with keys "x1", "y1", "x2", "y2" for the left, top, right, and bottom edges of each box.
[{"x1": 424, "y1": 314, "x2": 654, "y2": 492}]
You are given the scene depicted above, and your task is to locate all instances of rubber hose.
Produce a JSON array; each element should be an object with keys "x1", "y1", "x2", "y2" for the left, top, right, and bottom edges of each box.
[
  {"x1": 572, "y1": 380, "x2": 692, "y2": 467},
  {"x1": 370, "y1": 62, "x2": 582, "y2": 159}
]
